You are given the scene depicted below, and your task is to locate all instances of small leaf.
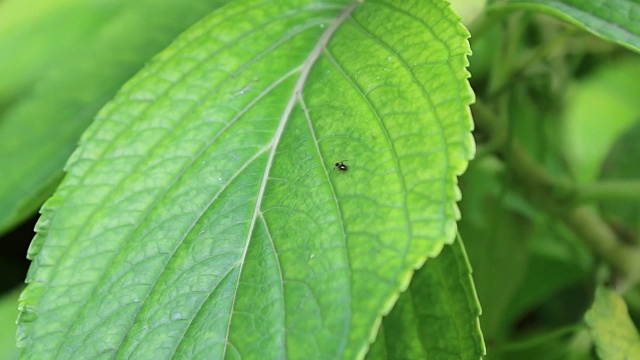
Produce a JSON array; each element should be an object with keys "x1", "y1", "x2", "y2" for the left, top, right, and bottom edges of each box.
[
  {"x1": 584, "y1": 286, "x2": 640, "y2": 360},
  {"x1": 366, "y1": 235, "x2": 485, "y2": 359},
  {"x1": 489, "y1": 0, "x2": 640, "y2": 53},
  {"x1": 18, "y1": 0, "x2": 475, "y2": 358},
  {"x1": 0, "y1": 287, "x2": 22, "y2": 360}
]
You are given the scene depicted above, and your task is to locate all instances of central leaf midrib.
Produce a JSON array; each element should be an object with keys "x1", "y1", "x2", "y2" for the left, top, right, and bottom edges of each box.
[{"x1": 220, "y1": 2, "x2": 359, "y2": 358}]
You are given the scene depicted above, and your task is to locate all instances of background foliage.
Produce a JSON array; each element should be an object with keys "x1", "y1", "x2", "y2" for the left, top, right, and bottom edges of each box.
[{"x1": 1, "y1": 0, "x2": 640, "y2": 359}]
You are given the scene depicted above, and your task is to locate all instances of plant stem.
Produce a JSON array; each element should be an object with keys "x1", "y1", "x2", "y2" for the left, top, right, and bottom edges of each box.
[
  {"x1": 488, "y1": 26, "x2": 577, "y2": 99},
  {"x1": 473, "y1": 101, "x2": 640, "y2": 289},
  {"x1": 577, "y1": 180, "x2": 640, "y2": 202},
  {"x1": 564, "y1": 206, "x2": 640, "y2": 286}
]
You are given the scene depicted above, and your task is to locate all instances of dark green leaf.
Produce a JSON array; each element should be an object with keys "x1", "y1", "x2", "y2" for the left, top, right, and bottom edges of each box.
[
  {"x1": 599, "y1": 120, "x2": 640, "y2": 235},
  {"x1": 489, "y1": 0, "x2": 640, "y2": 52},
  {"x1": 367, "y1": 236, "x2": 485, "y2": 359}
]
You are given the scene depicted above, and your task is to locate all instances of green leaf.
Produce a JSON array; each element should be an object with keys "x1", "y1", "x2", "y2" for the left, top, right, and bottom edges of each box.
[
  {"x1": 584, "y1": 286, "x2": 640, "y2": 360},
  {"x1": 488, "y1": 0, "x2": 640, "y2": 53},
  {"x1": 0, "y1": 0, "x2": 229, "y2": 234},
  {"x1": 18, "y1": 0, "x2": 474, "y2": 358},
  {"x1": 599, "y1": 120, "x2": 640, "y2": 235},
  {"x1": 563, "y1": 58, "x2": 640, "y2": 183},
  {"x1": 366, "y1": 235, "x2": 485, "y2": 359},
  {"x1": 506, "y1": 253, "x2": 590, "y2": 330},
  {"x1": 0, "y1": 287, "x2": 22, "y2": 360},
  {"x1": 458, "y1": 159, "x2": 531, "y2": 341}
]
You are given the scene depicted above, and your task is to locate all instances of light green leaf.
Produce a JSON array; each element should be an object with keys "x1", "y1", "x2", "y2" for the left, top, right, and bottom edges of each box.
[
  {"x1": 488, "y1": 0, "x2": 640, "y2": 53},
  {"x1": 366, "y1": 235, "x2": 485, "y2": 359},
  {"x1": 18, "y1": 0, "x2": 475, "y2": 358},
  {"x1": 0, "y1": 287, "x2": 22, "y2": 360},
  {"x1": 584, "y1": 286, "x2": 640, "y2": 360},
  {"x1": 563, "y1": 58, "x2": 640, "y2": 183},
  {"x1": 0, "y1": 0, "x2": 229, "y2": 234}
]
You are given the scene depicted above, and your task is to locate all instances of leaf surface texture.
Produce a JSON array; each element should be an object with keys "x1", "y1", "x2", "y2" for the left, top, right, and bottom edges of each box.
[{"x1": 18, "y1": 0, "x2": 474, "y2": 358}]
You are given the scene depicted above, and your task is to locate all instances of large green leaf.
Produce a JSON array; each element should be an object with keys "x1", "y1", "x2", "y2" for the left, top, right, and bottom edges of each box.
[
  {"x1": 489, "y1": 0, "x2": 640, "y2": 53},
  {"x1": 585, "y1": 286, "x2": 640, "y2": 359},
  {"x1": 366, "y1": 235, "x2": 485, "y2": 359},
  {"x1": 18, "y1": 0, "x2": 475, "y2": 358},
  {"x1": 0, "y1": 0, "x2": 229, "y2": 234}
]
